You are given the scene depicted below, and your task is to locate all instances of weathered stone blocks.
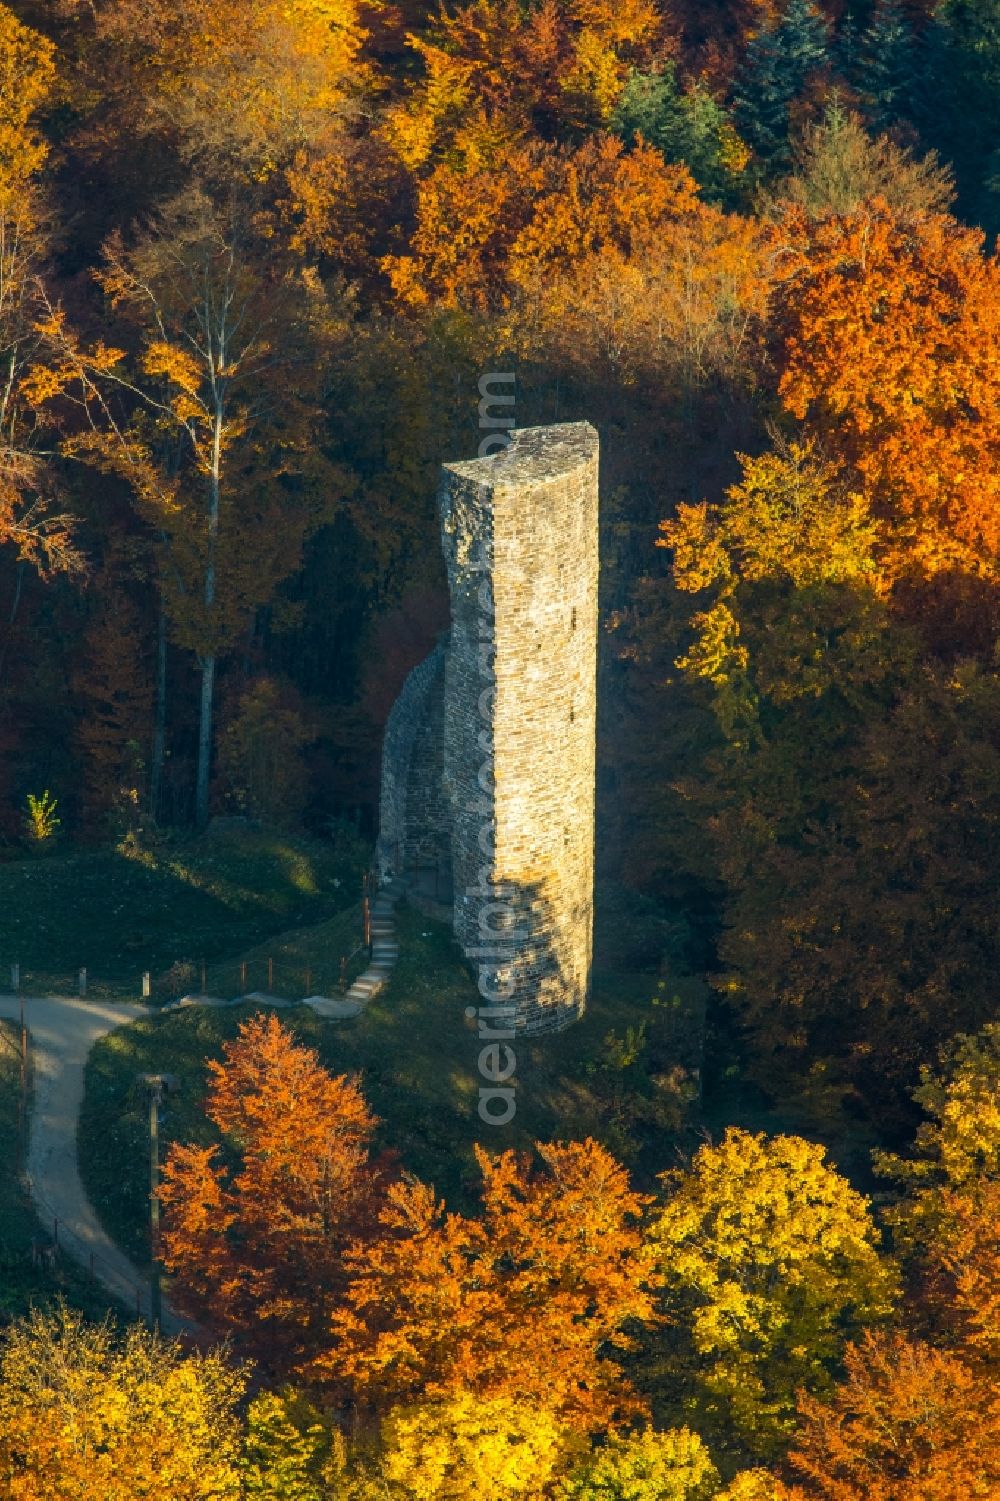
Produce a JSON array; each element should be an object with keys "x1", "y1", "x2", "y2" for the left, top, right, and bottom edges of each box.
[{"x1": 377, "y1": 421, "x2": 599, "y2": 1034}]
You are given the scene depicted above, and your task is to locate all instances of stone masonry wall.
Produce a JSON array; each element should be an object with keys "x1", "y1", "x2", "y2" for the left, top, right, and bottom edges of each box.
[
  {"x1": 404, "y1": 662, "x2": 449, "y2": 872},
  {"x1": 440, "y1": 422, "x2": 599, "y2": 1034},
  {"x1": 375, "y1": 641, "x2": 446, "y2": 883}
]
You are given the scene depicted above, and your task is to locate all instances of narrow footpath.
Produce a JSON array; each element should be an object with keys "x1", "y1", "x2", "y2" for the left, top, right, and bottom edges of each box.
[
  {"x1": 0, "y1": 992, "x2": 190, "y2": 1333},
  {"x1": 304, "y1": 879, "x2": 402, "y2": 1018},
  {"x1": 0, "y1": 886, "x2": 404, "y2": 1325}
]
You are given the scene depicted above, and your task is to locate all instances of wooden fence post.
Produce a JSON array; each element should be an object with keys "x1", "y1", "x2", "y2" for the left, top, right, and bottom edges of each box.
[{"x1": 17, "y1": 1022, "x2": 26, "y2": 1177}]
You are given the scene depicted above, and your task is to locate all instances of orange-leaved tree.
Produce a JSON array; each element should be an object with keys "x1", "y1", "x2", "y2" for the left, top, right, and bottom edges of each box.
[
  {"x1": 772, "y1": 203, "x2": 1000, "y2": 586},
  {"x1": 384, "y1": 134, "x2": 702, "y2": 310},
  {"x1": 380, "y1": 0, "x2": 667, "y2": 174},
  {"x1": 783, "y1": 1331, "x2": 1000, "y2": 1501},
  {"x1": 319, "y1": 1138, "x2": 656, "y2": 1432},
  {"x1": 92, "y1": 0, "x2": 369, "y2": 175},
  {"x1": 506, "y1": 185, "x2": 772, "y2": 400},
  {"x1": 0, "y1": 4, "x2": 83, "y2": 576},
  {"x1": 920, "y1": 1180, "x2": 1000, "y2": 1365},
  {"x1": 159, "y1": 1013, "x2": 380, "y2": 1373}
]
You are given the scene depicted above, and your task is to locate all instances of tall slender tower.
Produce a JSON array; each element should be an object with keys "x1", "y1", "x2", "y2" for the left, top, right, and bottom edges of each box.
[{"x1": 440, "y1": 421, "x2": 599, "y2": 1033}]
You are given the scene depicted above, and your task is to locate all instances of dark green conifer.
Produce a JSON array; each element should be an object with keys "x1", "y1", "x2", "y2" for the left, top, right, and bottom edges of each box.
[
  {"x1": 859, "y1": 0, "x2": 917, "y2": 129},
  {"x1": 835, "y1": 9, "x2": 861, "y2": 84},
  {"x1": 913, "y1": 0, "x2": 1000, "y2": 232},
  {"x1": 612, "y1": 64, "x2": 747, "y2": 205},
  {"x1": 732, "y1": 0, "x2": 830, "y2": 174}
]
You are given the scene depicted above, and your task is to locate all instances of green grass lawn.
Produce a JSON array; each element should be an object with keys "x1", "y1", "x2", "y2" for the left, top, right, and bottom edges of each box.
[
  {"x1": 202, "y1": 900, "x2": 370, "y2": 1001},
  {"x1": 0, "y1": 1020, "x2": 126, "y2": 1324},
  {"x1": 0, "y1": 823, "x2": 368, "y2": 1000},
  {"x1": 79, "y1": 900, "x2": 709, "y2": 1262}
]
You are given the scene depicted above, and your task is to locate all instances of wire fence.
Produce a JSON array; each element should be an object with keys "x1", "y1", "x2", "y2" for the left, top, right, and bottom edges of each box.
[
  {"x1": 28, "y1": 1186, "x2": 151, "y2": 1324},
  {"x1": 0, "y1": 858, "x2": 407, "y2": 1007},
  {"x1": 1, "y1": 920, "x2": 374, "y2": 1007},
  {"x1": 0, "y1": 862, "x2": 395, "y2": 1328},
  {"x1": 0, "y1": 1013, "x2": 29, "y2": 1179},
  {"x1": 1, "y1": 953, "x2": 375, "y2": 1005}
]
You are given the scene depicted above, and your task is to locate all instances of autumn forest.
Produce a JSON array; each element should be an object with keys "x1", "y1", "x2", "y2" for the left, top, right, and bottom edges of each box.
[{"x1": 1, "y1": 0, "x2": 999, "y2": 1495}]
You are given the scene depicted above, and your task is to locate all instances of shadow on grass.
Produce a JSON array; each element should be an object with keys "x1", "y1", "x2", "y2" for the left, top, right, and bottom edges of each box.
[
  {"x1": 79, "y1": 897, "x2": 711, "y2": 1257},
  {"x1": 0, "y1": 824, "x2": 367, "y2": 999}
]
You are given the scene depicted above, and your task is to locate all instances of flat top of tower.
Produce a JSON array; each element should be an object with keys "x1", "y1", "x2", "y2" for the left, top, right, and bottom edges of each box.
[{"x1": 443, "y1": 421, "x2": 598, "y2": 487}]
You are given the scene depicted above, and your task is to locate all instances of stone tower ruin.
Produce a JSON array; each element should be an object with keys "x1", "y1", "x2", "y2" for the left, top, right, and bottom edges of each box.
[{"x1": 377, "y1": 421, "x2": 599, "y2": 1034}]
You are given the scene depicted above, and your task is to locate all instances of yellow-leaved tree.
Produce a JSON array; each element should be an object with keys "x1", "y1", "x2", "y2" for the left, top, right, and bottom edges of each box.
[
  {"x1": 93, "y1": 0, "x2": 369, "y2": 174},
  {"x1": 658, "y1": 436, "x2": 1000, "y2": 1112},
  {"x1": 374, "y1": 1392, "x2": 569, "y2": 1501},
  {"x1": 875, "y1": 1022, "x2": 1000, "y2": 1200},
  {"x1": 0, "y1": 1305, "x2": 244, "y2": 1500},
  {"x1": 875, "y1": 1022, "x2": 1000, "y2": 1363},
  {"x1": 43, "y1": 186, "x2": 344, "y2": 826},
  {"x1": 0, "y1": 4, "x2": 83, "y2": 575},
  {"x1": 558, "y1": 1426, "x2": 720, "y2": 1501},
  {"x1": 646, "y1": 1128, "x2": 897, "y2": 1459}
]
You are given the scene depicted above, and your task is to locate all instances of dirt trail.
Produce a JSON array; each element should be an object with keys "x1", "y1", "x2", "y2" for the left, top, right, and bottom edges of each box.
[
  {"x1": 0, "y1": 961, "x2": 400, "y2": 1333},
  {"x1": 0, "y1": 992, "x2": 192, "y2": 1334}
]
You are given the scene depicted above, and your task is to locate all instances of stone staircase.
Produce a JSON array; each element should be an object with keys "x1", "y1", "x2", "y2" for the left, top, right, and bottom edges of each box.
[{"x1": 301, "y1": 880, "x2": 402, "y2": 1020}]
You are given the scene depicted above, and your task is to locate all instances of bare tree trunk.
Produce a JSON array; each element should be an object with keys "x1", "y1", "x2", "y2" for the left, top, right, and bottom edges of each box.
[
  {"x1": 194, "y1": 425, "x2": 222, "y2": 830},
  {"x1": 0, "y1": 562, "x2": 25, "y2": 686},
  {"x1": 150, "y1": 604, "x2": 167, "y2": 822},
  {"x1": 195, "y1": 651, "x2": 215, "y2": 829}
]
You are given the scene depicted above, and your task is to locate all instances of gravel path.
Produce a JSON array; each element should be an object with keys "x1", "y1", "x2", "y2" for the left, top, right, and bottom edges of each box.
[
  {"x1": 0, "y1": 992, "x2": 193, "y2": 1333},
  {"x1": 0, "y1": 915, "x2": 403, "y2": 1335}
]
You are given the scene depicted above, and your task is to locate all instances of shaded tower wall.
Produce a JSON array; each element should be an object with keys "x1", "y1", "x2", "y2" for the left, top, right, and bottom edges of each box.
[
  {"x1": 440, "y1": 422, "x2": 599, "y2": 1034},
  {"x1": 375, "y1": 642, "x2": 447, "y2": 883}
]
